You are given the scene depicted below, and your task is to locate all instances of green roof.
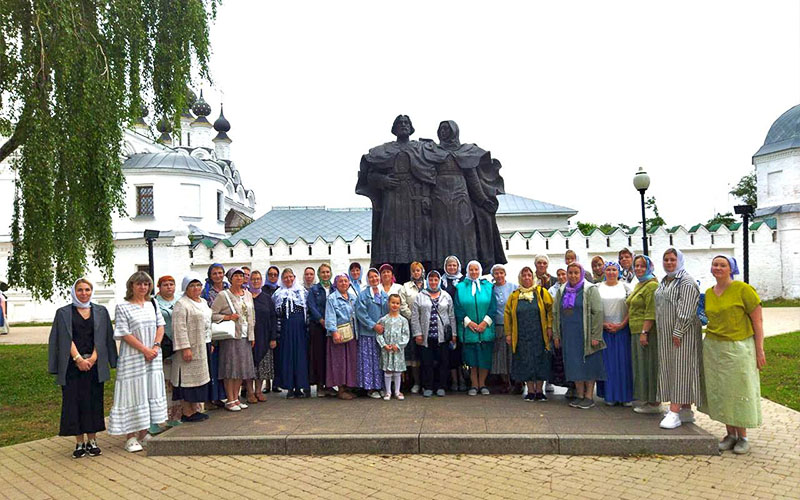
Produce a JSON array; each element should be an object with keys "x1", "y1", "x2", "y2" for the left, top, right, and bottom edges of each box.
[
  {"x1": 647, "y1": 224, "x2": 662, "y2": 234},
  {"x1": 706, "y1": 223, "x2": 722, "y2": 232},
  {"x1": 728, "y1": 222, "x2": 742, "y2": 231},
  {"x1": 688, "y1": 224, "x2": 702, "y2": 233}
]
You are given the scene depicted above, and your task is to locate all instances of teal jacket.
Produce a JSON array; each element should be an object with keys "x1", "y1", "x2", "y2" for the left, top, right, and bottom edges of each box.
[{"x1": 454, "y1": 278, "x2": 496, "y2": 344}]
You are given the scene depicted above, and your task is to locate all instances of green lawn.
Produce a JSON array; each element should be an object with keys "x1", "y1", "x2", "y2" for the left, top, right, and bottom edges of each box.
[
  {"x1": 762, "y1": 297, "x2": 800, "y2": 308},
  {"x1": 760, "y1": 331, "x2": 800, "y2": 412},
  {"x1": 0, "y1": 345, "x2": 116, "y2": 447}
]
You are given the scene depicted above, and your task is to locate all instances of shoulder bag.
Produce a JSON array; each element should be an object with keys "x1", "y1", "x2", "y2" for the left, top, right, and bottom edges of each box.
[
  {"x1": 152, "y1": 298, "x2": 174, "y2": 359},
  {"x1": 211, "y1": 291, "x2": 238, "y2": 341}
]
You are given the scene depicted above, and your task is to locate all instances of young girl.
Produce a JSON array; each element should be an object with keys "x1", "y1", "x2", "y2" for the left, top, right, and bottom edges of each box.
[{"x1": 376, "y1": 294, "x2": 410, "y2": 400}]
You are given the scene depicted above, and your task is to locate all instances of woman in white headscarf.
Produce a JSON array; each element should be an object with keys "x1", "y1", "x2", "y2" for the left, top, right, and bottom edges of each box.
[
  {"x1": 48, "y1": 278, "x2": 117, "y2": 458},
  {"x1": 654, "y1": 248, "x2": 703, "y2": 430},
  {"x1": 272, "y1": 268, "x2": 311, "y2": 398},
  {"x1": 442, "y1": 255, "x2": 467, "y2": 392},
  {"x1": 453, "y1": 260, "x2": 496, "y2": 396}
]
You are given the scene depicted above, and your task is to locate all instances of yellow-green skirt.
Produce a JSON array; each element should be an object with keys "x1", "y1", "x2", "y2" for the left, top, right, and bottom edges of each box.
[{"x1": 700, "y1": 335, "x2": 762, "y2": 428}]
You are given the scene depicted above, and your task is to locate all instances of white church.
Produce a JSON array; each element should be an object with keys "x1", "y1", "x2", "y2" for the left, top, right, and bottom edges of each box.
[{"x1": 2, "y1": 101, "x2": 800, "y2": 322}]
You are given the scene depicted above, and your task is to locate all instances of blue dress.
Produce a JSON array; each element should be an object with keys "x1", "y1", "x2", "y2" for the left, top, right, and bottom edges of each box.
[
  {"x1": 274, "y1": 298, "x2": 310, "y2": 393},
  {"x1": 561, "y1": 288, "x2": 606, "y2": 382}
]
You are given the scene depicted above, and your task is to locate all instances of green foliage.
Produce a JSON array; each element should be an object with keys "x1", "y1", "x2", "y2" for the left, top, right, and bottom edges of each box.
[
  {"x1": 0, "y1": 0, "x2": 219, "y2": 299},
  {"x1": 576, "y1": 221, "x2": 598, "y2": 235},
  {"x1": 645, "y1": 196, "x2": 666, "y2": 227},
  {"x1": 577, "y1": 221, "x2": 627, "y2": 235},
  {"x1": 730, "y1": 170, "x2": 757, "y2": 207},
  {"x1": 762, "y1": 297, "x2": 800, "y2": 308},
  {"x1": 705, "y1": 212, "x2": 736, "y2": 229},
  {"x1": 760, "y1": 331, "x2": 800, "y2": 412}
]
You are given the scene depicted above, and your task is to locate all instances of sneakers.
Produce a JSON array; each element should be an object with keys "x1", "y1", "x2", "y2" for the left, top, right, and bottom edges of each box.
[
  {"x1": 659, "y1": 411, "x2": 682, "y2": 429},
  {"x1": 479, "y1": 386, "x2": 490, "y2": 395},
  {"x1": 411, "y1": 384, "x2": 420, "y2": 394},
  {"x1": 458, "y1": 382, "x2": 468, "y2": 392},
  {"x1": 436, "y1": 389, "x2": 446, "y2": 397},
  {"x1": 679, "y1": 408, "x2": 695, "y2": 423},
  {"x1": 467, "y1": 387, "x2": 478, "y2": 396},
  {"x1": 423, "y1": 389, "x2": 433, "y2": 398},
  {"x1": 733, "y1": 438, "x2": 751, "y2": 454},
  {"x1": 72, "y1": 442, "x2": 87, "y2": 459},
  {"x1": 523, "y1": 393, "x2": 535, "y2": 401},
  {"x1": 568, "y1": 397, "x2": 582, "y2": 408},
  {"x1": 633, "y1": 404, "x2": 664, "y2": 414},
  {"x1": 621, "y1": 402, "x2": 633, "y2": 407},
  {"x1": 578, "y1": 398, "x2": 596, "y2": 409},
  {"x1": 534, "y1": 392, "x2": 547, "y2": 402},
  {"x1": 124, "y1": 437, "x2": 143, "y2": 453},
  {"x1": 719, "y1": 434, "x2": 738, "y2": 452},
  {"x1": 86, "y1": 439, "x2": 101, "y2": 457},
  {"x1": 605, "y1": 401, "x2": 617, "y2": 406},
  {"x1": 368, "y1": 391, "x2": 382, "y2": 399}
]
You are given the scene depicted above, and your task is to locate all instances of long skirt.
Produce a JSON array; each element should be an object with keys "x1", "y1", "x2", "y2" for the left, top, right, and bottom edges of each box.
[
  {"x1": 59, "y1": 365, "x2": 105, "y2": 436},
  {"x1": 219, "y1": 338, "x2": 256, "y2": 380},
  {"x1": 326, "y1": 337, "x2": 358, "y2": 388},
  {"x1": 163, "y1": 358, "x2": 182, "y2": 422},
  {"x1": 491, "y1": 324, "x2": 513, "y2": 375},
  {"x1": 510, "y1": 300, "x2": 551, "y2": 382},
  {"x1": 657, "y1": 326, "x2": 702, "y2": 405},
  {"x1": 632, "y1": 331, "x2": 660, "y2": 402},
  {"x1": 308, "y1": 321, "x2": 327, "y2": 386},
  {"x1": 356, "y1": 336, "x2": 384, "y2": 391},
  {"x1": 274, "y1": 312, "x2": 310, "y2": 392},
  {"x1": 699, "y1": 336, "x2": 762, "y2": 428},
  {"x1": 206, "y1": 344, "x2": 226, "y2": 401},
  {"x1": 597, "y1": 326, "x2": 634, "y2": 404},
  {"x1": 255, "y1": 350, "x2": 274, "y2": 380}
]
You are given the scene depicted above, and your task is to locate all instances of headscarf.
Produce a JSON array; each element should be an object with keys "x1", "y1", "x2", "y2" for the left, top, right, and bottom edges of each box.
[
  {"x1": 272, "y1": 268, "x2": 307, "y2": 318},
  {"x1": 590, "y1": 256, "x2": 605, "y2": 282},
  {"x1": 517, "y1": 267, "x2": 535, "y2": 302},
  {"x1": 663, "y1": 248, "x2": 685, "y2": 279},
  {"x1": 490, "y1": 263, "x2": 507, "y2": 283},
  {"x1": 713, "y1": 254, "x2": 740, "y2": 279},
  {"x1": 464, "y1": 260, "x2": 484, "y2": 296},
  {"x1": 332, "y1": 273, "x2": 350, "y2": 292},
  {"x1": 202, "y1": 263, "x2": 227, "y2": 298},
  {"x1": 264, "y1": 265, "x2": 280, "y2": 291},
  {"x1": 426, "y1": 270, "x2": 442, "y2": 293},
  {"x1": 71, "y1": 278, "x2": 94, "y2": 309},
  {"x1": 603, "y1": 261, "x2": 622, "y2": 279},
  {"x1": 225, "y1": 267, "x2": 244, "y2": 283},
  {"x1": 442, "y1": 255, "x2": 463, "y2": 289},
  {"x1": 181, "y1": 273, "x2": 204, "y2": 292},
  {"x1": 633, "y1": 255, "x2": 656, "y2": 283},
  {"x1": 378, "y1": 263, "x2": 396, "y2": 284},
  {"x1": 348, "y1": 262, "x2": 363, "y2": 294},
  {"x1": 317, "y1": 264, "x2": 332, "y2": 288},
  {"x1": 410, "y1": 261, "x2": 425, "y2": 289},
  {"x1": 157, "y1": 275, "x2": 175, "y2": 287},
  {"x1": 562, "y1": 263, "x2": 586, "y2": 310},
  {"x1": 618, "y1": 248, "x2": 635, "y2": 283}
]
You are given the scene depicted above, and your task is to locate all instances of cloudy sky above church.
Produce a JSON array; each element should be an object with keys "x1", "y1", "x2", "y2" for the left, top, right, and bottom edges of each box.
[{"x1": 195, "y1": 1, "x2": 799, "y2": 226}]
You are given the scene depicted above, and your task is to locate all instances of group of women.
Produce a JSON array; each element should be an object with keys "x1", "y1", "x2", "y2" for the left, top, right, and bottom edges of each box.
[{"x1": 47, "y1": 247, "x2": 767, "y2": 456}]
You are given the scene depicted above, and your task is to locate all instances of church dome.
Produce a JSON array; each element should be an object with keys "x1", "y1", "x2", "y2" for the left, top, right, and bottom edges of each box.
[
  {"x1": 191, "y1": 90, "x2": 211, "y2": 117},
  {"x1": 213, "y1": 104, "x2": 231, "y2": 132},
  {"x1": 754, "y1": 104, "x2": 800, "y2": 157}
]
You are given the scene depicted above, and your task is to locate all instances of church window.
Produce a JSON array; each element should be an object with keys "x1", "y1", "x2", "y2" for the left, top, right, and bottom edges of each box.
[
  {"x1": 269, "y1": 247, "x2": 273, "y2": 256},
  {"x1": 565, "y1": 240, "x2": 569, "y2": 250},
  {"x1": 505, "y1": 240, "x2": 509, "y2": 251},
  {"x1": 648, "y1": 236, "x2": 653, "y2": 247},
  {"x1": 250, "y1": 248, "x2": 253, "y2": 257},
  {"x1": 328, "y1": 245, "x2": 332, "y2": 255},
  {"x1": 189, "y1": 250, "x2": 194, "y2": 259},
  {"x1": 289, "y1": 246, "x2": 293, "y2": 255},
  {"x1": 308, "y1": 245, "x2": 313, "y2": 256},
  {"x1": 347, "y1": 244, "x2": 351, "y2": 254},
  {"x1": 669, "y1": 235, "x2": 673, "y2": 245},
  {"x1": 366, "y1": 244, "x2": 371, "y2": 254},
  {"x1": 136, "y1": 186, "x2": 154, "y2": 216},
  {"x1": 585, "y1": 239, "x2": 589, "y2": 249},
  {"x1": 210, "y1": 250, "x2": 214, "y2": 259},
  {"x1": 217, "y1": 191, "x2": 224, "y2": 221},
  {"x1": 545, "y1": 240, "x2": 549, "y2": 250},
  {"x1": 731, "y1": 234, "x2": 735, "y2": 244},
  {"x1": 229, "y1": 249, "x2": 233, "y2": 257},
  {"x1": 627, "y1": 236, "x2": 632, "y2": 246}
]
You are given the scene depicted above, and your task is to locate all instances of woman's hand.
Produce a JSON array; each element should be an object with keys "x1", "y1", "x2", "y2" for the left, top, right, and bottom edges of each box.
[
  {"x1": 554, "y1": 338, "x2": 561, "y2": 349},
  {"x1": 639, "y1": 333, "x2": 648, "y2": 347},
  {"x1": 672, "y1": 335, "x2": 681, "y2": 348},
  {"x1": 384, "y1": 344, "x2": 393, "y2": 351},
  {"x1": 76, "y1": 357, "x2": 91, "y2": 371},
  {"x1": 468, "y1": 321, "x2": 479, "y2": 332},
  {"x1": 269, "y1": 340, "x2": 277, "y2": 349},
  {"x1": 476, "y1": 321, "x2": 488, "y2": 333},
  {"x1": 373, "y1": 323, "x2": 384, "y2": 334},
  {"x1": 415, "y1": 335, "x2": 424, "y2": 345},
  {"x1": 603, "y1": 322, "x2": 613, "y2": 332},
  {"x1": 142, "y1": 347, "x2": 158, "y2": 362},
  {"x1": 505, "y1": 335, "x2": 512, "y2": 346},
  {"x1": 333, "y1": 332, "x2": 342, "y2": 343},
  {"x1": 756, "y1": 348, "x2": 767, "y2": 370},
  {"x1": 251, "y1": 340, "x2": 255, "y2": 348},
  {"x1": 182, "y1": 349, "x2": 193, "y2": 363},
  {"x1": 227, "y1": 313, "x2": 240, "y2": 321}
]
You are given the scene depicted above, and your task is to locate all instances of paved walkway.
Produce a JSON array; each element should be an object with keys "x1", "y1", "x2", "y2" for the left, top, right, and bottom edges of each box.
[
  {"x1": 4, "y1": 307, "x2": 797, "y2": 346},
  {"x1": 1, "y1": 397, "x2": 797, "y2": 499}
]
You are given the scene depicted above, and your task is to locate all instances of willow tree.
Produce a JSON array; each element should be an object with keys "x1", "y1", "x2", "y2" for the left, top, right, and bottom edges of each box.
[{"x1": 0, "y1": 0, "x2": 219, "y2": 299}]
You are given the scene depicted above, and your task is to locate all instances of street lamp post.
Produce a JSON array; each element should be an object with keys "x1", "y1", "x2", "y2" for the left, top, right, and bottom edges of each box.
[
  {"x1": 633, "y1": 167, "x2": 651, "y2": 256},
  {"x1": 143, "y1": 229, "x2": 160, "y2": 281},
  {"x1": 734, "y1": 204, "x2": 754, "y2": 283}
]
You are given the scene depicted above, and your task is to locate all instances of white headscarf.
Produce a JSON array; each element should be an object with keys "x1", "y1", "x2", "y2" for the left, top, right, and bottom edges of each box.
[
  {"x1": 182, "y1": 273, "x2": 204, "y2": 292},
  {"x1": 663, "y1": 248, "x2": 686, "y2": 279},
  {"x1": 71, "y1": 278, "x2": 93, "y2": 309},
  {"x1": 272, "y1": 268, "x2": 307, "y2": 318},
  {"x1": 465, "y1": 260, "x2": 484, "y2": 296}
]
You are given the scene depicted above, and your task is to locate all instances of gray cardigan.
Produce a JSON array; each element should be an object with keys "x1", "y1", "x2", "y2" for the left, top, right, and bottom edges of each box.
[
  {"x1": 411, "y1": 289, "x2": 457, "y2": 348},
  {"x1": 48, "y1": 303, "x2": 117, "y2": 386}
]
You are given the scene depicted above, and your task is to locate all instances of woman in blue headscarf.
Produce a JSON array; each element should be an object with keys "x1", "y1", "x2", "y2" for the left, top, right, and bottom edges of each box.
[
  {"x1": 200, "y1": 263, "x2": 227, "y2": 405},
  {"x1": 595, "y1": 261, "x2": 634, "y2": 407},
  {"x1": 627, "y1": 255, "x2": 662, "y2": 414}
]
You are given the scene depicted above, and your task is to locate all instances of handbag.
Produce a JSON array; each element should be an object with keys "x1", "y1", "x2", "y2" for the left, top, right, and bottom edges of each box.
[
  {"x1": 152, "y1": 299, "x2": 174, "y2": 359},
  {"x1": 335, "y1": 322, "x2": 354, "y2": 344},
  {"x1": 211, "y1": 291, "x2": 238, "y2": 341}
]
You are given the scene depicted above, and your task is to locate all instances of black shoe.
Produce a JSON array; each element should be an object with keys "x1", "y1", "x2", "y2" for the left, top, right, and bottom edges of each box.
[
  {"x1": 271, "y1": 385, "x2": 281, "y2": 393},
  {"x1": 523, "y1": 393, "x2": 535, "y2": 401},
  {"x1": 72, "y1": 442, "x2": 87, "y2": 459},
  {"x1": 198, "y1": 412, "x2": 210, "y2": 420},
  {"x1": 181, "y1": 412, "x2": 206, "y2": 423},
  {"x1": 535, "y1": 392, "x2": 547, "y2": 402},
  {"x1": 86, "y1": 439, "x2": 102, "y2": 457},
  {"x1": 294, "y1": 389, "x2": 304, "y2": 398},
  {"x1": 286, "y1": 391, "x2": 295, "y2": 399}
]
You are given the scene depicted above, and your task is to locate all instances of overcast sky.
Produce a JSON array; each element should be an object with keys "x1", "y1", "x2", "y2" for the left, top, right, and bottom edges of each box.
[{"x1": 194, "y1": 1, "x2": 800, "y2": 227}]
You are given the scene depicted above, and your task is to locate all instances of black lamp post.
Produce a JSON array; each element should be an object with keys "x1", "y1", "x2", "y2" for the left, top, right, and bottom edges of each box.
[
  {"x1": 633, "y1": 167, "x2": 651, "y2": 256},
  {"x1": 733, "y1": 204, "x2": 754, "y2": 283},
  {"x1": 143, "y1": 229, "x2": 160, "y2": 281}
]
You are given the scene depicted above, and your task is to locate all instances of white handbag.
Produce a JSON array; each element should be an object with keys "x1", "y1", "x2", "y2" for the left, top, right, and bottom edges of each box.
[{"x1": 211, "y1": 291, "x2": 238, "y2": 341}]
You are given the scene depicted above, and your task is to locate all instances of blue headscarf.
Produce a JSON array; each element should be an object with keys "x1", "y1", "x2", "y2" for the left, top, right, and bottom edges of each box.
[
  {"x1": 603, "y1": 261, "x2": 622, "y2": 278},
  {"x1": 426, "y1": 270, "x2": 442, "y2": 293},
  {"x1": 348, "y1": 262, "x2": 363, "y2": 294},
  {"x1": 263, "y1": 265, "x2": 280, "y2": 291},
  {"x1": 713, "y1": 254, "x2": 740, "y2": 279},
  {"x1": 633, "y1": 255, "x2": 656, "y2": 282},
  {"x1": 202, "y1": 263, "x2": 227, "y2": 298}
]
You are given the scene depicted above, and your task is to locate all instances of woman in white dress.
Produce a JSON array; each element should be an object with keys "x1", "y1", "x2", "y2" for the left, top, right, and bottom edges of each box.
[{"x1": 107, "y1": 272, "x2": 167, "y2": 453}]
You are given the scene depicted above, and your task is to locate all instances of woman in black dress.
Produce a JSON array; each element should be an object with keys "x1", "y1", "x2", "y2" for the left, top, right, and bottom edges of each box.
[{"x1": 47, "y1": 279, "x2": 117, "y2": 458}]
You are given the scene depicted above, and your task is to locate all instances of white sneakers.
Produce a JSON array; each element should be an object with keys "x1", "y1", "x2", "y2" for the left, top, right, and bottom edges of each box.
[
  {"x1": 125, "y1": 437, "x2": 143, "y2": 453},
  {"x1": 659, "y1": 411, "x2": 682, "y2": 429}
]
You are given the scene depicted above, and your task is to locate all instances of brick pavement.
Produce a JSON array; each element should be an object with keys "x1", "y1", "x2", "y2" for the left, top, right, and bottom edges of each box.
[{"x1": 0, "y1": 397, "x2": 797, "y2": 499}]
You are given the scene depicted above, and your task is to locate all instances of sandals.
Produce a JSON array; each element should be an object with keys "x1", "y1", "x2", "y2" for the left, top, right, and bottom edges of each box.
[
  {"x1": 247, "y1": 396, "x2": 259, "y2": 404},
  {"x1": 256, "y1": 394, "x2": 267, "y2": 402},
  {"x1": 224, "y1": 400, "x2": 242, "y2": 412}
]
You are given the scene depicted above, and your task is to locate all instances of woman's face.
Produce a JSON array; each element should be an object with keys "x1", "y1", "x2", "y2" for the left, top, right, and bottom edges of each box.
[
  {"x1": 230, "y1": 272, "x2": 245, "y2": 287},
  {"x1": 428, "y1": 274, "x2": 440, "y2": 290},
  {"x1": 337, "y1": 276, "x2": 350, "y2": 294},
  {"x1": 492, "y1": 268, "x2": 506, "y2": 285},
  {"x1": 210, "y1": 267, "x2": 224, "y2": 284},
  {"x1": 535, "y1": 259, "x2": 548, "y2": 275},
  {"x1": 250, "y1": 272, "x2": 263, "y2": 290},
  {"x1": 556, "y1": 269, "x2": 567, "y2": 284},
  {"x1": 158, "y1": 280, "x2": 175, "y2": 299},
  {"x1": 367, "y1": 271, "x2": 380, "y2": 287},
  {"x1": 467, "y1": 263, "x2": 481, "y2": 280},
  {"x1": 520, "y1": 269, "x2": 534, "y2": 288},
  {"x1": 633, "y1": 258, "x2": 648, "y2": 278},
  {"x1": 411, "y1": 266, "x2": 423, "y2": 280},
  {"x1": 319, "y1": 267, "x2": 331, "y2": 281},
  {"x1": 380, "y1": 269, "x2": 393, "y2": 285},
  {"x1": 350, "y1": 266, "x2": 361, "y2": 280},
  {"x1": 567, "y1": 266, "x2": 582, "y2": 286},
  {"x1": 75, "y1": 283, "x2": 92, "y2": 303},
  {"x1": 663, "y1": 252, "x2": 678, "y2": 273},
  {"x1": 565, "y1": 255, "x2": 576, "y2": 265},
  {"x1": 591, "y1": 259, "x2": 604, "y2": 275},
  {"x1": 186, "y1": 282, "x2": 203, "y2": 300},
  {"x1": 445, "y1": 259, "x2": 459, "y2": 275},
  {"x1": 604, "y1": 265, "x2": 619, "y2": 283},
  {"x1": 133, "y1": 280, "x2": 150, "y2": 299},
  {"x1": 303, "y1": 268, "x2": 315, "y2": 285},
  {"x1": 267, "y1": 268, "x2": 279, "y2": 282},
  {"x1": 619, "y1": 253, "x2": 632, "y2": 270},
  {"x1": 711, "y1": 257, "x2": 731, "y2": 279},
  {"x1": 282, "y1": 272, "x2": 295, "y2": 288}
]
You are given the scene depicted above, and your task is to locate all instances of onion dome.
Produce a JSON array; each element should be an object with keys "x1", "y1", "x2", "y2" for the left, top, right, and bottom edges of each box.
[
  {"x1": 191, "y1": 90, "x2": 211, "y2": 117},
  {"x1": 754, "y1": 104, "x2": 800, "y2": 158},
  {"x1": 133, "y1": 104, "x2": 149, "y2": 129},
  {"x1": 213, "y1": 104, "x2": 232, "y2": 143},
  {"x1": 156, "y1": 117, "x2": 172, "y2": 144}
]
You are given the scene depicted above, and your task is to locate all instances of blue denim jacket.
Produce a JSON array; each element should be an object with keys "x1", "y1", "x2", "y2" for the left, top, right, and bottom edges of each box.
[
  {"x1": 307, "y1": 283, "x2": 330, "y2": 323},
  {"x1": 354, "y1": 287, "x2": 388, "y2": 338},
  {"x1": 324, "y1": 290, "x2": 356, "y2": 336}
]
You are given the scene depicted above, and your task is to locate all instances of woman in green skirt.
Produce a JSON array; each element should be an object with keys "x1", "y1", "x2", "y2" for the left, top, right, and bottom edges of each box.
[
  {"x1": 702, "y1": 255, "x2": 765, "y2": 455},
  {"x1": 627, "y1": 255, "x2": 662, "y2": 414}
]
